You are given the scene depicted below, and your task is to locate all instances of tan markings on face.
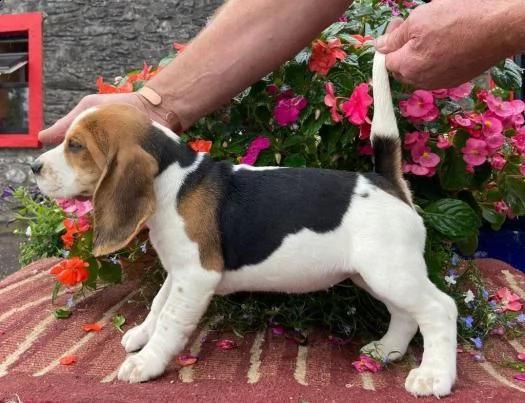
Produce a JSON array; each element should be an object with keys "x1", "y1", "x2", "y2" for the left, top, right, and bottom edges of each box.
[
  {"x1": 64, "y1": 104, "x2": 152, "y2": 197},
  {"x1": 177, "y1": 178, "x2": 224, "y2": 272}
]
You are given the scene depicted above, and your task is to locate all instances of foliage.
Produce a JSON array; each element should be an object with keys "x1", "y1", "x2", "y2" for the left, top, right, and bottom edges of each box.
[
  {"x1": 3, "y1": 186, "x2": 65, "y2": 265},
  {"x1": 8, "y1": 0, "x2": 525, "y2": 347}
]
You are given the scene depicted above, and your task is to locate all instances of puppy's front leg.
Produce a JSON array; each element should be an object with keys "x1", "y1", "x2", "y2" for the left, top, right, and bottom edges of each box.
[
  {"x1": 121, "y1": 274, "x2": 172, "y2": 353},
  {"x1": 118, "y1": 266, "x2": 221, "y2": 383}
]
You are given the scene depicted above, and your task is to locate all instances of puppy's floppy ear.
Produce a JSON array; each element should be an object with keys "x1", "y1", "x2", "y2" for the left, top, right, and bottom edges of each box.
[{"x1": 92, "y1": 145, "x2": 157, "y2": 257}]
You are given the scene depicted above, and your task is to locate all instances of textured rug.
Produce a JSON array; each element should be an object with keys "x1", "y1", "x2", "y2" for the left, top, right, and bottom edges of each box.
[{"x1": 0, "y1": 258, "x2": 524, "y2": 402}]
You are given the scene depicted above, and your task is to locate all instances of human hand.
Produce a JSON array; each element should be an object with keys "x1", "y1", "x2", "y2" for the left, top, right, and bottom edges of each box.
[
  {"x1": 375, "y1": 0, "x2": 525, "y2": 89},
  {"x1": 38, "y1": 92, "x2": 168, "y2": 145}
]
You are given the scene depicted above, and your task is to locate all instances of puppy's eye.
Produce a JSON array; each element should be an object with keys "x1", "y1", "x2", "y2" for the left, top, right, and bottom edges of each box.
[{"x1": 68, "y1": 139, "x2": 84, "y2": 152}]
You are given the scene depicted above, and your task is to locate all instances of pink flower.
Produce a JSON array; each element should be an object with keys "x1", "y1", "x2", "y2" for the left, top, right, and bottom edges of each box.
[
  {"x1": 403, "y1": 162, "x2": 435, "y2": 177},
  {"x1": 451, "y1": 114, "x2": 472, "y2": 128},
  {"x1": 485, "y1": 134, "x2": 505, "y2": 154},
  {"x1": 266, "y1": 84, "x2": 278, "y2": 96},
  {"x1": 358, "y1": 144, "x2": 373, "y2": 156},
  {"x1": 511, "y1": 99, "x2": 525, "y2": 115},
  {"x1": 480, "y1": 115, "x2": 503, "y2": 137},
  {"x1": 494, "y1": 200, "x2": 509, "y2": 214},
  {"x1": 399, "y1": 90, "x2": 439, "y2": 122},
  {"x1": 216, "y1": 339, "x2": 236, "y2": 350},
  {"x1": 490, "y1": 287, "x2": 522, "y2": 312},
  {"x1": 359, "y1": 122, "x2": 371, "y2": 141},
  {"x1": 437, "y1": 134, "x2": 452, "y2": 149},
  {"x1": 342, "y1": 83, "x2": 372, "y2": 125},
  {"x1": 404, "y1": 131, "x2": 429, "y2": 148},
  {"x1": 411, "y1": 142, "x2": 440, "y2": 168},
  {"x1": 511, "y1": 131, "x2": 525, "y2": 154},
  {"x1": 324, "y1": 82, "x2": 342, "y2": 123},
  {"x1": 490, "y1": 154, "x2": 507, "y2": 170},
  {"x1": 486, "y1": 93, "x2": 517, "y2": 118},
  {"x1": 274, "y1": 95, "x2": 308, "y2": 126},
  {"x1": 461, "y1": 138, "x2": 488, "y2": 166},
  {"x1": 56, "y1": 199, "x2": 93, "y2": 217},
  {"x1": 240, "y1": 136, "x2": 271, "y2": 165},
  {"x1": 447, "y1": 83, "x2": 473, "y2": 101},
  {"x1": 351, "y1": 354, "x2": 383, "y2": 373},
  {"x1": 431, "y1": 89, "x2": 449, "y2": 99},
  {"x1": 520, "y1": 162, "x2": 525, "y2": 177}
]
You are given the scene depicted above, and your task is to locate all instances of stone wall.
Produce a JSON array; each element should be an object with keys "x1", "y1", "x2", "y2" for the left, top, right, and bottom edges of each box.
[{"x1": 0, "y1": 0, "x2": 223, "y2": 221}]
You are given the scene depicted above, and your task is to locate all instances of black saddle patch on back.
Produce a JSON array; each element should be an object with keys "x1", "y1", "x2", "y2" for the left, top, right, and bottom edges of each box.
[{"x1": 219, "y1": 167, "x2": 357, "y2": 270}]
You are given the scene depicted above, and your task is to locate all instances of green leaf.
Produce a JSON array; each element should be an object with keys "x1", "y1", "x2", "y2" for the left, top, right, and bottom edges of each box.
[
  {"x1": 51, "y1": 281, "x2": 62, "y2": 304},
  {"x1": 283, "y1": 135, "x2": 306, "y2": 148},
  {"x1": 481, "y1": 206, "x2": 506, "y2": 230},
  {"x1": 112, "y1": 314, "x2": 126, "y2": 333},
  {"x1": 490, "y1": 59, "x2": 523, "y2": 92},
  {"x1": 284, "y1": 154, "x2": 307, "y2": 167},
  {"x1": 423, "y1": 199, "x2": 481, "y2": 239},
  {"x1": 455, "y1": 234, "x2": 479, "y2": 256},
  {"x1": 439, "y1": 149, "x2": 474, "y2": 190},
  {"x1": 98, "y1": 261, "x2": 122, "y2": 284},
  {"x1": 505, "y1": 176, "x2": 525, "y2": 204},
  {"x1": 54, "y1": 308, "x2": 72, "y2": 319},
  {"x1": 158, "y1": 54, "x2": 175, "y2": 67}
]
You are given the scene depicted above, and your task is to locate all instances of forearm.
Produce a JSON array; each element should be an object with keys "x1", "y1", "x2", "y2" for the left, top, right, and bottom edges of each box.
[
  {"x1": 146, "y1": 0, "x2": 352, "y2": 129},
  {"x1": 512, "y1": 0, "x2": 525, "y2": 52}
]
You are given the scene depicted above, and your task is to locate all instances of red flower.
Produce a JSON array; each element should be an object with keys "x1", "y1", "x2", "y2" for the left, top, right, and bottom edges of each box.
[
  {"x1": 308, "y1": 39, "x2": 347, "y2": 76},
  {"x1": 61, "y1": 217, "x2": 91, "y2": 249},
  {"x1": 350, "y1": 34, "x2": 374, "y2": 49},
  {"x1": 59, "y1": 355, "x2": 77, "y2": 366},
  {"x1": 173, "y1": 42, "x2": 187, "y2": 52},
  {"x1": 342, "y1": 83, "x2": 372, "y2": 125},
  {"x1": 50, "y1": 257, "x2": 89, "y2": 287},
  {"x1": 324, "y1": 82, "x2": 342, "y2": 123},
  {"x1": 96, "y1": 77, "x2": 133, "y2": 94},
  {"x1": 81, "y1": 323, "x2": 103, "y2": 332},
  {"x1": 188, "y1": 139, "x2": 213, "y2": 153}
]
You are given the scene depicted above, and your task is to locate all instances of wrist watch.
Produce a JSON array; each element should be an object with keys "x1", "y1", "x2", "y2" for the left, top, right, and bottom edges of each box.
[{"x1": 137, "y1": 86, "x2": 183, "y2": 132}]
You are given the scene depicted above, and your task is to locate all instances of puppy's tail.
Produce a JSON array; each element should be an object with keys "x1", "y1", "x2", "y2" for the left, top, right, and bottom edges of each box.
[{"x1": 371, "y1": 51, "x2": 412, "y2": 206}]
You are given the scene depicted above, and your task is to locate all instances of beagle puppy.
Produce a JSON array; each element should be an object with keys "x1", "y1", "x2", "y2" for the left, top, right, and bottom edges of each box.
[{"x1": 32, "y1": 53, "x2": 457, "y2": 397}]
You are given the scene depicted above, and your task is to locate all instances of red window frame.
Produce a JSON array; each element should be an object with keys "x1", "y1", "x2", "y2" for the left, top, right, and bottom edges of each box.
[{"x1": 0, "y1": 12, "x2": 42, "y2": 148}]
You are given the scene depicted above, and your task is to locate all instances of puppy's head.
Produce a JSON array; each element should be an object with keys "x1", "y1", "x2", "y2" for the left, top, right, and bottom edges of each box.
[{"x1": 33, "y1": 104, "x2": 165, "y2": 256}]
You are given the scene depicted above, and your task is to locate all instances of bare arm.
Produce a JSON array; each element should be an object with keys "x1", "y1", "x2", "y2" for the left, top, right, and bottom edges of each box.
[
  {"x1": 147, "y1": 0, "x2": 352, "y2": 129},
  {"x1": 39, "y1": 0, "x2": 351, "y2": 143}
]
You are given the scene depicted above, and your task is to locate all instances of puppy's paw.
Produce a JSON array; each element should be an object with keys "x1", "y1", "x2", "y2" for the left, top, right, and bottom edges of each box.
[
  {"x1": 405, "y1": 366, "x2": 455, "y2": 397},
  {"x1": 117, "y1": 352, "x2": 166, "y2": 384},
  {"x1": 122, "y1": 325, "x2": 151, "y2": 353},
  {"x1": 360, "y1": 340, "x2": 405, "y2": 362}
]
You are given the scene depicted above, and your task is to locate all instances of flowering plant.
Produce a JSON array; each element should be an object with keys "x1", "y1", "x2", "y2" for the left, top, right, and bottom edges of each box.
[{"x1": 7, "y1": 0, "x2": 525, "y2": 347}]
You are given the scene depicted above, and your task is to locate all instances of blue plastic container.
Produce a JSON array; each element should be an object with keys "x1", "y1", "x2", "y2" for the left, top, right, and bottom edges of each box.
[{"x1": 477, "y1": 218, "x2": 525, "y2": 272}]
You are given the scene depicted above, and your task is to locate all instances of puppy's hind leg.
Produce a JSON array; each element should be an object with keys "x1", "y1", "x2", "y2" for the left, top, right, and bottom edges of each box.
[
  {"x1": 356, "y1": 254, "x2": 457, "y2": 397},
  {"x1": 352, "y1": 274, "x2": 418, "y2": 361},
  {"x1": 122, "y1": 274, "x2": 172, "y2": 353}
]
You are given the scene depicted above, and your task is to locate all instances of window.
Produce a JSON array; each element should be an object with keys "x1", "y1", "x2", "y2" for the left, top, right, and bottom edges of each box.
[{"x1": 0, "y1": 12, "x2": 42, "y2": 148}]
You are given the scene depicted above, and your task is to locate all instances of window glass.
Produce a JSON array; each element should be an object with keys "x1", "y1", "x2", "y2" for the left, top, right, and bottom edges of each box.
[{"x1": 0, "y1": 34, "x2": 28, "y2": 135}]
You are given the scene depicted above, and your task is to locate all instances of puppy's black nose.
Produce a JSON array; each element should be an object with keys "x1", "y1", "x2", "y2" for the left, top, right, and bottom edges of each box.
[{"x1": 30, "y1": 160, "x2": 43, "y2": 175}]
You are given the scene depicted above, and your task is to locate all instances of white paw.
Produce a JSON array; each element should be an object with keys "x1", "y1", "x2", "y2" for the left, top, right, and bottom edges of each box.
[
  {"x1": 121, "y1": 325, "x2": 151, "y2": 353},
  {"x1": 360, "y1": 340, "x2": 406, "y2": 362},
  {"x1": 117, "y1": 352, "x2": 166, "y2": 384},
  {"x1": 405, "y1": 366, "x2": 455, "y2": 397}
]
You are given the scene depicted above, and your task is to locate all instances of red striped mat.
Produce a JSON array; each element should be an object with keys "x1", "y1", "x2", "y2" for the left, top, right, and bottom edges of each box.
[{"x1": 0, "y1": 258, "x2": 524, "y2": 402}]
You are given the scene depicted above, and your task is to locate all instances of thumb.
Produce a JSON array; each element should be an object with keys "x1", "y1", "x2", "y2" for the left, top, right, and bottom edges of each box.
[{"x1": 375, "y1": 18, "x2": 408, "y2": 53}]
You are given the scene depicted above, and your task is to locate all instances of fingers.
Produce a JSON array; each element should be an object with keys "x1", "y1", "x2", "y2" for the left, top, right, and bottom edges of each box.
[
  {"x1": 38, "y1": 98, "x2": 93, "y2": 145},
  {"x1": 385, "y1": 17, "x2": 404, "y2": 35},
  {"x1": 375, "y1": 18, "x2": 408, "y2": 53}
]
